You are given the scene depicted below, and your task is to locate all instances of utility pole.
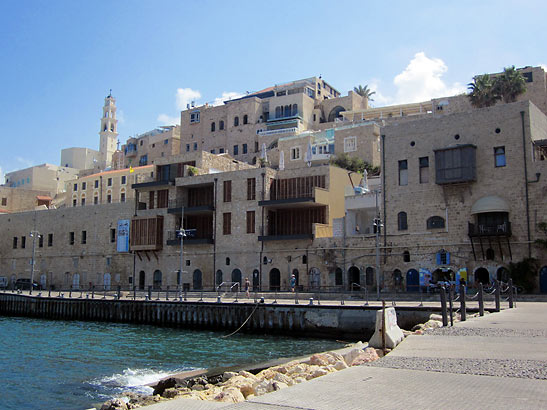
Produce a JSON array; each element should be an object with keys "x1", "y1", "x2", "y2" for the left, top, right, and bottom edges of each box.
[{"x1": 374, "y1": 189, "x2": 383, "y2": 300}]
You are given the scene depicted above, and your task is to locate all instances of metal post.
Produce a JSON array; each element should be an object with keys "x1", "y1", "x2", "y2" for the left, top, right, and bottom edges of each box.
[
  {"x1": 69, "y1": 286, "x2": 72, "y2": 299},
  {"x1": 103, "y1": 286, "x2": 106, "y2": 299},
  {"x1": 295, "y1": 290, "x2": 299, "y2": 305},
  {"x1": 494, "y1": 279, "x2": 501, "y2": 312},
  {"x1": 317, "y1": 291, "x2": 321, "y2": 305},
  {"x1": 508, "y1": 278, "x2": 514, "y2": 309},
  {"x1": 478, "y1": 283, "x2": 484, "y2": 316},
  {"x1": 133, "y1": 286, "x2": 136, "y2": 301},
  {"x1": 184, "y1": 288, "x2": 187, "y2": 302},
  {"x1": 273, "y1": 290, "x2": 277, "y2": 304},
  {"x1": 92, "y1": 285, "x2": 95, "y2": 299},
  {"x1": 48, "y1": 288, "x2": 51, "y2": 298},
  {"x1": 440, "y1": 286, "x2": 448, "y2": 327},
  {"x1": 459, "y1": 283, "x2": 466, "y2": 321},
  {"x1": 340, "y1": 292, "x2": 344, "y2": 306},
  {"x1": 166, "y1": 286, "x2": 169, "y2": 301},
  {"x1": 199, "y1": 290, "x2": 203, "y2": 302},
  {"x1": 419, "y1": 285, "x2": 423, "y2": 307},
  {"x1": 117, "y1": 285, "x2": 121, "y2": 300},
  {"x1": 448, "y1": 285, "x2": 454, "y2": 326},
  {"x1": 381, "y1": 300, "x2": 386, "y2": 355},
  {"x1": 29, "y1": 228, "x2": 40, "y2": 296},
  {"x1": 147, "y1": 285, "x2": 152, "y2": 301}
]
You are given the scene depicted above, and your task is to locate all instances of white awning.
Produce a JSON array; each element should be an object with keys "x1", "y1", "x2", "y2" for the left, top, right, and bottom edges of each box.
[{"x1": 471, "y1": 196, "x2": 509, "y2": 214}]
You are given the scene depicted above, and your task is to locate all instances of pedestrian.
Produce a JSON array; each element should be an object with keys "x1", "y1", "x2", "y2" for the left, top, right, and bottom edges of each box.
[
  {"x1": 244, "y1": 277, "x2": 250, "y2": 297},
  {"x1": 290, "y1": 274, "x2": 296, "y2": 292}
]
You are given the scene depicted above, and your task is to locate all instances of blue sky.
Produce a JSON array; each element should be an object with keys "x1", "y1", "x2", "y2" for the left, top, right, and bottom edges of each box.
[{"x1": 1, "y1": 0, "x2": 545, "y2": 182}]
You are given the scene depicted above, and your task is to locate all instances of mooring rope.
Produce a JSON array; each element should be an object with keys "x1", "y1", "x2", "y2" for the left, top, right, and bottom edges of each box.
[{"x1": 221, "y1": 301, "x2": 260, "y2": 338}]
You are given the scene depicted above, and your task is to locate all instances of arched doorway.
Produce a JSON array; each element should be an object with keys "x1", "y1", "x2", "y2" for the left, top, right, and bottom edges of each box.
[
  {"x1": 406, "y1": 269, "x2": 419, "y2": 292},
  {"x1": 72, "y1": 273, "x2": 80, "y2": 290},
  {"x1": 193, "y1": 269, "x2": 202, "y2": 290},
  {"x1": 475, "y1": 267, "x2": 490, "y2": 285},
  {"x1": 40, "y1": 274, "x2": 47, "y2": 290},
  {"x1": 231, "y1": 269, "x2": 242, "y2": 290},
  {"x1": 432, "y1": 269, "x2": 453, "y2": 283},
  {"x1": 540, "y1": 266, "x2": 547, "y2": 293},
  {"x1": 103, "y1": 273, "x2": 111, "y2": 290},
  {"x1": 328, "y1": 106, "x2": 345, "y2": 122},
  {"x1": 348, "y1": 266, "x2": 360, "y2": 290},
  {"x1": 153, "y1": 270, "x2": 162, "y2": 289},
  {"x1": 138, "y1": 271, "x2": 145, "y2": 290},
  {"x1": 309, "y1": 267, "x2": 321, "y2": 290},
  {"x1": 252, "y1": 269, "x2": 259, "y2": 291},
  {"x1": 365, "y1": 267, "x2": 374, "y2": 287},
  {"x1": 215, "y1": 270, "x2": 223, "y2": 287},
  {"x1": 334, "y1": 267, "x2": 343, "y2": 287},
  {"x1": 269, "y1": 268, "x2": 281, "y2": 290},
  {"x1": 496, "y1": 267, "x2": 509, "y2": 282}
]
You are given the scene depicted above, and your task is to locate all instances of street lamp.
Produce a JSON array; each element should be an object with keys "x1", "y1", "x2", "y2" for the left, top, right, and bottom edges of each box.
[{"x1": 29, "y1": 230, "x2": 42, "y2": 295}]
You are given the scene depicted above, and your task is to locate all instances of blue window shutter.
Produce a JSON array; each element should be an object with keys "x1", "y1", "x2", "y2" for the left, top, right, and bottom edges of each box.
[
  {"x1": 436, "y1": 252, "x2": 441, "y2": 265},
  {"x1": 446, "y1": 252, "x2": 450, "y2": 265}
]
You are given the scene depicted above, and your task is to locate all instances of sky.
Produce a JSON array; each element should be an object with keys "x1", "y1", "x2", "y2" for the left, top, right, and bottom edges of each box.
[{"x1": 1, "y1": 0, "x2": 545, "y2": 183}]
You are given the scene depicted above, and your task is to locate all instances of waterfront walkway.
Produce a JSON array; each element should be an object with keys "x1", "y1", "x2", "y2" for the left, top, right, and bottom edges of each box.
[{"x1": 143, "y1": 302, "x2": 547, "y2": 410}]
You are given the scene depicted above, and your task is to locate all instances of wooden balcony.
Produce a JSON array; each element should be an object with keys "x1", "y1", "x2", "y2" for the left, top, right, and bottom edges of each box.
[
  {"x1": 130, "y1": 216, "x2": 163, "y2": 251},
  {"x1": 468, "y1": 222, "x2": 512, "y2": 237}
]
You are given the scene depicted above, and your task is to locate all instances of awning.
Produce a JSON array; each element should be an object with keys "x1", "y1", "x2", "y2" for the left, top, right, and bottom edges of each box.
[
  {"x1": 471, "y1": 196, "x2": 509, "y2": 214},
  {"x1": 36, "y1": 195, "x2": 52, "y2": 201}
]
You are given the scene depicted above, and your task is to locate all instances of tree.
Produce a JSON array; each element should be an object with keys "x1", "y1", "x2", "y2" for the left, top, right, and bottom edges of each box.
[
  {"x1": 353, "y1": 85, "x2": 376, "y2": 101},
  {"x1": 493, "y1": 66, "x2": 527, "y2": 103},
  {"x1": 507, "y1": 257, "x2": 539, "y2": 293},
  {"x1": 330, "y1": 153, "x2": 380, "y2": 176},
  {"x1": 467, "y1": 74, "x2": 498, "y2": 108},
  {"x1": 535, "y1": 222, "x2": 547, "y2": 249}
]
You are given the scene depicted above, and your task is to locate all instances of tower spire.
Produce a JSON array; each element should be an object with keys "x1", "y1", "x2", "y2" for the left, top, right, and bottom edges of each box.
[{"x1": 99, "y1": 93, "x2": 119, "y2": 169}]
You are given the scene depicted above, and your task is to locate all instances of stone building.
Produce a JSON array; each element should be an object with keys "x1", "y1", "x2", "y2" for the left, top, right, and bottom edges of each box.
[
  {"x1": 4, "y1": 164, "x2": 79, "y2": 195},
  {"x1": 121, "y1": 125, "x2": 181, "y2": 169},
  {"x1": 0, "y1": 187, "x2": 53, "y2": 214}
]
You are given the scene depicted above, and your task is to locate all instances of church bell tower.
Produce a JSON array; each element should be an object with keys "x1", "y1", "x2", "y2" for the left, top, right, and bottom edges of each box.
[{"x1": 99, "y1": 90, "x2": 119, "y2": 169}]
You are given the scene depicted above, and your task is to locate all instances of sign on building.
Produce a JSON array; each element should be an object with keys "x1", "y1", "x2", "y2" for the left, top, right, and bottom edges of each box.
[{"x1": 117, "y1": 220, "x2": 130, "y2": 253}]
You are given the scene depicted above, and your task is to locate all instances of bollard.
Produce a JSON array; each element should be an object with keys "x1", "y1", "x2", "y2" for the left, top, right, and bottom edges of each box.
[
  {"x1": 295, "y1": 290, "x2": 299, "y2": 305},
  {"x1": 166, "y1": 286, "x2": 170, "y2": 301},
  {"x1": 440, "y1": 286, "x2": 448, "y2": 327},
  {"x1": 459, "y1": 284, "x2": 466, "y2": 321},
  {"x1": 92, "y1": 286, "x2": 95, "y2": 299},
  {"x1": 48, "y1": 289, "x2": 51, "y2": 298},
  {"x1": 69, "y1": 287, "x2": 72, "y2": 298},
  {"x1": 184, "y1": 289, "x2": 187, "y2": 302},
  {"x1": 340, "y1": 292, "x2": 344, "y2": 306},
  {"x1": 133, "y1": 286, "x2": 136, "y2": 301},
  {"x1": 309, "y1": 298, "x2": 314, "y2": 305},
  {"x1": 419, "y1": 286, "x2": 423, "y2": 307},
  {"x1": 494, "y1": 280, "x2": 501, "y2": 312},
  {"x1": 103, "y1": 286, "x2": 106, "y2": 299},
  {"x1": 79, "y1": 290, "x2": 83, "y2": 299},
  {"x1": 448, "y1": 285, "x2": 454, "y2": 326},
  {"x1": 317, "y1": 291, "x2": 321, "y2": 306},
  {"x1": 156, "y1": 289, "x2": 161, "y2": 301},
  {"x1": 117, "y1": 285, "x2": 121, "y2": 300},
  {"x1": 273, "y1": 290, "x2": 277, "y2": 304},
  {"x1": 199, "y1": 290, "x2": 203, "y2": 302},
  {"x1": 148, "y1": 286, "x2": 152, "y2": 301},
  {"x1": 508, "y1": 278, "x2": 514, "y2": 309},
  {"x1": 217, "y1": 295, "x2": 221, "y2": 303},
  {"x1": 478, "y1": 283, "x2": 484, "y2": 316}
]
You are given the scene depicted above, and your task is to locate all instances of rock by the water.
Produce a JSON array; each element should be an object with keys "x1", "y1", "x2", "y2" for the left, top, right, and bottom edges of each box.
[
  {"x1": 350, "y1": 347, "x2": 380, "y2": 366},
  {"x1": 100, "y1": 398, "x2": 128, "y2": 410},
  {"x1": 214, "y1": 387, "x2": 245, "y2": 403}
]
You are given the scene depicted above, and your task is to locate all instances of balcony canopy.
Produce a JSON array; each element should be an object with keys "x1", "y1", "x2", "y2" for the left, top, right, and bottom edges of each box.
[{"x1": 471, "y1": 196, "x2": 509, "y2": 214}]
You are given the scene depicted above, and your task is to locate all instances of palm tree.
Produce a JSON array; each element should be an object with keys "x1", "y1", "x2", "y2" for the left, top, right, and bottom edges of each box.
[
  {"x1": 467, "y1": 74, "x2": 498, "y2": 108},
  {"x1": 353, "y1": 84, "x2": 376, "y2": 101},
  {"x1": 493, "y1": 66, "x2": 527, "y2": 103}
]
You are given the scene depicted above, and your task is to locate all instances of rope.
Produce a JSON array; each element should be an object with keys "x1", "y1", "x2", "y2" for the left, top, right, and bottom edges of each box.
[{"x1": 221, "y1": 301, "x2": 260, "y2": 338}]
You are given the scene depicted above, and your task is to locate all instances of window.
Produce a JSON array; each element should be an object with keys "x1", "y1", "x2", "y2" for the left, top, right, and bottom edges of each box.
[
  {"x1": 74, "y1": 183, "x2": 78, "y2": 191},
  {"x1": 247, "y1": 178, "x2": 256, "y2": 200},
  {"x1": 344, "y1": 136, "x2": 357, "y2": 152},
  {"x1": 73, "y1": 198, "x2": 77, "y2": 207},
  {"x1": 223, "y1": 213, "x2": 231, "y2": 235},
  {"x1": 48, "y1": 233, "x2": 53, "y2": 247},
  {"x1": 94, "y1": 195, "x2": 98, "y2": 205},
  {"x1": 233, "y1": 145, "x2": 238, "y2": 155},
  {"x1": 210, "y1": 149, "x2": 216, "y2": 154},
  {"x1": 38, "y1": 234, "x2": 43, "y2": 248},
  {"x1": 494, "y1": 146, "x2": 506, "y2": 167},
  {"x1": 427, "y1": 216, "x2": 445, "y2": 229},
  {"x1": 234, "y1": 116, "x2": 239, "y2": 127},
  {"x1": 247, "y1": 211, "x2": 255, "y2": 233},
  {"x1": 190, "y1": 110, "x2": 200, "y2": 123},
  {"x1": 435, "y1": 145, "x2": 477, "y2": 184},
  {"x1": 157, "y1": 189, "x2": 168, "y2": 208},
  {"x1": 398, "y1": 160, "x2": 408, "y2": 186},
  {"x1": 419, "y1": 157, "x2": 429, "y2": 184},
  {"x1": 211, "y1": 122, "x2": 215, "y2": 132},
  {"x1": 226, "y1": 257, "x2": 230, "y2": 266},
  {"x1": 403, "y1": 250, "x2": 410, "y2": 262},
  {"x1": 243, "y1": 115, "x2": 248, "y2": 125},
  {"x1": 436, "y1": 250, "x2": 450, "y2": 265},
  {"x1": 223, "y1": 180, "x2": 232, "y2": 202},
  {"x1": 81, "y1": 231, "x2": 87, "y2": 244},
  {"x1": 121, "y1": 175, "x2": 126, "y2": 185},
  {"x1": 120, "y1": 192, "x2": 126, "y2": 202},
  {"x1": 140, "y1": 140, "x2": 144, "y2": 146},
  {"x1": 255, "y1": 141, "x2": 259, "y2": 153},
  {"x1": 94, "y1": 180, "x2": 99, "y2": 188},
  {"x1": 139, "y1": 155, "x2": 148, "y2": 166},
  {"x1": 397, "y1": 211, "x2": 408, "y2": 231},
  {"x1": 219, "y1": 148, "x2": 224, "y2": 154},
  {"x1": 107, "y1": 194, "x2": 112, "y2": 203},
  {"x1": 110, "y1": 228, "x2": 116, "y2": 243},
  {"x1": 107, "y1": 178, "x2": 112, "y2": 186},
  {"x1": 193, "y1": 143, "x2": 198, "y2": 151},
  {"x1": 13, "y1": 237, "x2": 17, "y2": 249},
  {"x1": 219, "y1": 120, "x2": 224, "y2": 130},
  {"x1": 186, "y1": 144, "x2": 190, "y2": 152},
  {"x1": 81, "y1": 197, "x2": 85, "y2": 206},
  {"x1": 69, "y1": 232, "x2": 75, "y2": 245},
  {"x1": 243, "y1": 143, "x2": 248, "y2": 154},
  {"x1": 82, "y1": 182, "x2": 86, "y2": 190},
  {"x1": 1, "y1": 197, "x2": 6, "y2": 206},
  {"x1": 290, "y1": 147, "x2": 301, "y2": 160},
  {"x1": 21, "y1": 236, "x2": 25, "y2": 248},
  {"x1": 522, "y1": 72, "x2": 533, "y2": 82}
]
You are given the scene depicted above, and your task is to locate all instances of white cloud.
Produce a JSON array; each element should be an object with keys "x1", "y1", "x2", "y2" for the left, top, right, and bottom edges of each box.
[
  {"x1": 16, "y1": 156, "x2": 34, "y2": 168},
  {"x1": 0, "y1": 166, "x2": 4, "y2": 184},
  {"x1": 175, "y1": 88, "x2": 202, "y2": 111},
  {"x1": 212, "y1": 91, "x2": 245, "y2": 106},
  {"x1": 367, "y1": 80, "x2": 392, "y2": 107},
  {"x1": 539, "y1": 64, "x2": 547, "y2": 72},
  {"x1": 157, "y1": 113, "x2": 180, "y2": 126},
  {"x1": 392, "y1": 52, "x2": 466, "y2": 104},
  {"x1": 117, "y1": 109, "x2": 126, "y2": 125}
]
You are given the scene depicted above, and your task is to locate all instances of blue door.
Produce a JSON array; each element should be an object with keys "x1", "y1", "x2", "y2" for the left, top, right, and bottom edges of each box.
[
  {"x1": 406, "y1": 269, "x2": 419, "y2": 292},
  {"x1": 540, "y1": 266, "x2": 547, "y2": 293}
]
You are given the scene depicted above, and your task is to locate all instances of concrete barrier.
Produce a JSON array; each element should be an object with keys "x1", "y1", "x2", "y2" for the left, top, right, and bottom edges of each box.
[{"x1": 368, "y1": 307, "x2": 404, "y2": 349}]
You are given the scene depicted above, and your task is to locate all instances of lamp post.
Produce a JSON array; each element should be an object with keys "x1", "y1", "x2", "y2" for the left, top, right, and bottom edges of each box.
[
  {"x1": 373, "y1": 189, "x2": 383, "y2": 300},
  {"x1": 29, "y1": 230, "x2": 41, "y2": 295}
]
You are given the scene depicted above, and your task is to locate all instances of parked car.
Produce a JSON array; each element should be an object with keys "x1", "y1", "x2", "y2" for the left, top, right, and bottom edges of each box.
[
  {"x1": 0, "y1": 276, "x2": 8, "y2": 289},
  {"x1": 15, "y1": 278, "x2": 40, "y2": 290}
]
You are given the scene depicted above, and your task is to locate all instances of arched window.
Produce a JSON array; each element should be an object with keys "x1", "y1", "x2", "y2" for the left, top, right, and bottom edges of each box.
[
  {"x1": 427, "y1": 216, "x2": 445, "y2": 229},
  {"x1": 263, "y1": 256, "x2": 268, "y2": 265},
  {"x1": 398, "y1": 212, "x2": 408, "y2": 231},
  {"x1": 211, "y1": 122, "x2": 215, "y2": 132},
  {"x1": 403, "y1": 250, "x2": 410, "y2": 262},
  {"x1": 275, "y1": 106, "x2": 282, "y2": 118},
  {"x1": 104, "y1": 125, "x2": 107, "y2": 132},
  {"x1": 153, "y1": 270, "x2": 162, "y2": 289},
  {"x1": 234, "y1": 116, "x2": 239, "y2": 126},
  {"x1": 243, "y1": 115, "x2": 248, "y2": 125},
  {"x1": 110, "y1": 124, "x2": 114, "y2": 132},
  {"x1": 292, "y1": 104, "x2": 298, "y2": 116},
  {"x1": 219, "y1": 120, "x2": 224, "y2": 130},
  {"x1": 284, "y1": 105, "x2": 290, "y2": 117}
]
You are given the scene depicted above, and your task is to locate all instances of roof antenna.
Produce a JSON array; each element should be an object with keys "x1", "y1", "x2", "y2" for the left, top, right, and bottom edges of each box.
[{"x1": 109, "y1": 89, "x2": 112, "y2": 97}]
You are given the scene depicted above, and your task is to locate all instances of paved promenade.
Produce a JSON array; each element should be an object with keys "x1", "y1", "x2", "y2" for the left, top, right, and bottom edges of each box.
[{"x1": 142, "y1": 302, "x2": 547, "y2": 410}]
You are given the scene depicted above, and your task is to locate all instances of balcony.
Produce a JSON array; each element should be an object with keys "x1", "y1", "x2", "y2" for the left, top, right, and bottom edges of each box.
[
  {"x1": 130, "y1": 216, "x2": 163, "y2": 251},
  {"x1": 259, "y1": 175, "x2": 327, "y2": 207},
  {"x1": 166, "y1": 230, "x2": 214, "y2": 246},
  {"x1": 435, "y1": 145, "x2": 477, "y2": 185},
  {"x1": 259, "y1": 207, "x2": 326, "y2": 241},
  {"x1": 167, "y1": 199, "x2": 214, "y2": 214},
  {"x1": 468, "y1": 221, "x2": 512, "y2": 237},
  {"x1": 257, "y1": 127, "x2": 298, "y2": 137}
]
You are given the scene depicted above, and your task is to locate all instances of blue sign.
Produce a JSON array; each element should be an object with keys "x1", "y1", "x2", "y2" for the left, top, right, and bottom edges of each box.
[{"x1": 117, "y1": 220, "x2": 130, "y2": 253}]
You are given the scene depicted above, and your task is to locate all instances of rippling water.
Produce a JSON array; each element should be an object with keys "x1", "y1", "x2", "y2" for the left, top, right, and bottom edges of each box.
[{"x1": 0, "y1": 316, "x2": 341, "y2": 409}]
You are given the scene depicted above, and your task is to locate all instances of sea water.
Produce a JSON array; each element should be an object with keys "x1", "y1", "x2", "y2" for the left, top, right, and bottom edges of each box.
[{"x1": 0, "y1": 316, "x2": 341, "y2": 409}]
